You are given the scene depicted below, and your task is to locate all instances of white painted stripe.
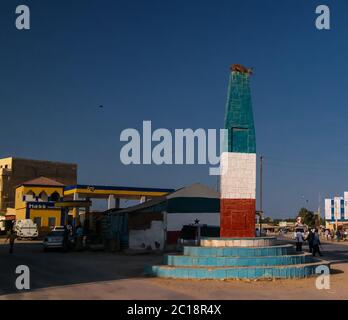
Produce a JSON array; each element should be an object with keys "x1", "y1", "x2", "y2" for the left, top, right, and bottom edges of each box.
[{"x1": 220, "y1": 152, "x2": 256, "y2": 199}]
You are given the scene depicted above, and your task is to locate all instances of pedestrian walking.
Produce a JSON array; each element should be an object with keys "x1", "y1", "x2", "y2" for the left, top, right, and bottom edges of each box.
[
  {"x1": 295, "y1": 229, "x2": 304, "y2": 252},
  {"x1": 312, "y1": 229, "x2": 323, "y2": 257},
  {"x1": 4, "y1": 227, "x2": 17, "y2": 254}
]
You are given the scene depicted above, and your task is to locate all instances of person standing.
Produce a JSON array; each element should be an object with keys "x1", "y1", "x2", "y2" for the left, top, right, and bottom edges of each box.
[
  {"x1": 75, "y1": 225, "x2": 83, "y2": 251},
  {"x1": 63, "y1": 225, "x2": 70, "y2": 251},
  {"x1": 5, "y1": 227, "x2": 17, "y2": 254},
  {"x1": 295, "y1": 229, "x2": 304, "y2": 252},
  {"x1": 306, "y1": 229, "x2": 314, "y2": 253},
  {"x1": 312, "y1": 229, "x2": 323, "y2": 257},
  {"x1": 336, "y1": 229, "x2": 341, "y2": 242}
]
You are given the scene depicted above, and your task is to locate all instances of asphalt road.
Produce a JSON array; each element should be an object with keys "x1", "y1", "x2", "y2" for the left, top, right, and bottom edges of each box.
[
  {"x1": 0, "y1": 238, "x2": 347, "y2": 300},
  {"x1": 0, "y1": 240, "x2": 162, "y2": 296}
]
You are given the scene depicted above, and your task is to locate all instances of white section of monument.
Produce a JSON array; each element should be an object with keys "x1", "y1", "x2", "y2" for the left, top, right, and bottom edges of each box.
[{"x1": 220, "y1": 152, "x2": 256, "y2": 199}]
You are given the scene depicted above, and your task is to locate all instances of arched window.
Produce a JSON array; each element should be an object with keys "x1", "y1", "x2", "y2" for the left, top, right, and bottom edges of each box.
[
  {"x1": 50, "y1": 191, "x2": 60, "y2": 202},
  {"x1": 38, "y1": 191, "x2": 48, "y2": 202},
  {"x1": 25, "y1": 190, "x2": 36, "y2": 202}
]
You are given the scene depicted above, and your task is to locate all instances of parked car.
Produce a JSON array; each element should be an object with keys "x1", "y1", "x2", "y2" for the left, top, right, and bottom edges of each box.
[
  {"x1": 43, "y1": 230, "x2": 74, "y2": 251},
  {"x1": 14, "y1": 219, "x2": 38, "y2": 240},
  {"x1": 177, "y1": 224, "x2": 220, "y2": 248}
]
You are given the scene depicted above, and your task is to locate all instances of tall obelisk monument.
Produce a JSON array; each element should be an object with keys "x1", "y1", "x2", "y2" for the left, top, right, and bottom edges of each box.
[{"x1": 220, "y1": 64, "x2": 256, "y2": 237}]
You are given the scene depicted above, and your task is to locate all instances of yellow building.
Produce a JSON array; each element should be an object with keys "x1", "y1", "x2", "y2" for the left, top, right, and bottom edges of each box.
[
  {"x1": 0, "y1": 157, "x2": 77, "y2": 213},
  {"x1": 15, "y1": 177, "x2": 65, "y2": 229}
]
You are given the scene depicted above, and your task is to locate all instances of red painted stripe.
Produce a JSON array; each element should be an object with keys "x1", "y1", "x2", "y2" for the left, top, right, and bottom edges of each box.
[{"x1": 220, "y1": 199, "x2": 256, "y2": 237}]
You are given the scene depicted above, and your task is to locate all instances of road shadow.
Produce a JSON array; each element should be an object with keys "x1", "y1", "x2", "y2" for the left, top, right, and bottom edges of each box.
[{"x1": 330, "y1": 268, "x2": 344, "y2": 275}]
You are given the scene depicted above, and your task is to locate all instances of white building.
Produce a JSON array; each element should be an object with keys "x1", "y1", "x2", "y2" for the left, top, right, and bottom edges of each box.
[{"x1": 325, "y1": 192, "x2": 348, "y2": 229}]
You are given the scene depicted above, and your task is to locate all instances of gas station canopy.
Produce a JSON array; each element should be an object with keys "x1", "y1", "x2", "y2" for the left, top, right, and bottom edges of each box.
[{"x1": 64, "y1": 185, "x2": 175, "y2": 200}]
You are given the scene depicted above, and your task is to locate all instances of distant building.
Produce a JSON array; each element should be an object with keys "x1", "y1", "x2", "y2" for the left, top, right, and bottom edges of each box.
[
  {"x1": 0, "y1": 157, "x2": 77, "y2": 213},
  {"x1": 325, "y1": 193, "x2": 348, "y2": 229}
]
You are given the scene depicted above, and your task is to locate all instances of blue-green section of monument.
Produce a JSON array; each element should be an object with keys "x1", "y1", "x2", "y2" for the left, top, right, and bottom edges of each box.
[{"x1": 224, "y1": 71, "x2": 256, "y2": 153}]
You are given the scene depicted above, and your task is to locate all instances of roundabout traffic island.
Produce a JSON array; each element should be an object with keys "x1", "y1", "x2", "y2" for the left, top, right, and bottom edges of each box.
[{"x1": 145, "y1": 237, "x2": 330, "y2": 280}]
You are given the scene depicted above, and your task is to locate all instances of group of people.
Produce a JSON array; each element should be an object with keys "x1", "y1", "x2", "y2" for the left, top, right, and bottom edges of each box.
[
  {"x1": 323, "y1": 228, "x2": 346, "y2": 241},
  {"x1": 295, "y1": 228, "x2": 323, "y2": 256}
]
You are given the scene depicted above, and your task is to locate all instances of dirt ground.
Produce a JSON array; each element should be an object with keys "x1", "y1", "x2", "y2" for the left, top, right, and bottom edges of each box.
[{"x1": 0, "y1": 240, "x2": 347, "y2": 300}]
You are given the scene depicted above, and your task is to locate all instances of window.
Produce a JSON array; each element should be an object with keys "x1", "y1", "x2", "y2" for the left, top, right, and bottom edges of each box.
[
  {"x1": 33, "y1": 217, "x2": 41, "y2": 227},
  {"x1": 38, "y1": 191, "x2": 48, "y2": 202},
  {"x1": 48, "y1": 217, "x2": 56, "y2": 228},
  {"x1": 25, "y1": 191, "x2": 36, "y2": 202},
  {"x1": 50, "y1": 192, "x2": 60, "y2": 202}
]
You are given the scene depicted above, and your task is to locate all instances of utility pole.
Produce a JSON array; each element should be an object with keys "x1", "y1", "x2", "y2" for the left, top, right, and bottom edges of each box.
[
  {"x1": 316, "y1": 193, "x2": 321, "y2": 229},
  {"x1": 259, "y1": 155, "x2": 263, "y2": 237}
]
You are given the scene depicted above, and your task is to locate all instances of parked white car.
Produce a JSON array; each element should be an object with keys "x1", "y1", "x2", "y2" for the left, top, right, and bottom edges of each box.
[{"x1": 14, "y1": 219, "x2": 38, "y2": 239}]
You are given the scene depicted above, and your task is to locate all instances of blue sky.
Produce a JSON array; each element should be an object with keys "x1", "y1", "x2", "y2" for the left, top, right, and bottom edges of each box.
[{"x1": 0, "y1": 0, "x2": 347, "y2": 218}]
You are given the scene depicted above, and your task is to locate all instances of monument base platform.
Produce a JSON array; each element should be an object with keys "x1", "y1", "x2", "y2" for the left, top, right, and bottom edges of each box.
[
  {"x1": 200, "y1": 237, "x2": 276, "y2": 247},
  {"x1": 145, "y1": 237, "x2": 330, "y2": 280}
]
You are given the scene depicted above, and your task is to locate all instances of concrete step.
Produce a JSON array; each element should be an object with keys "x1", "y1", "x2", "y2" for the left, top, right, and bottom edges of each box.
[
  {"x1": 183, "y1": 244, "x2": 295, "y2": 257},
  {"x1": 200, "y1": 237, "x2": 276, "y2": 247},
  {"x1": 164, "y1": 253, "x2": 313, "y2": 267},
  {"x1": 146, "y1": 260, "x2": 330, "y2": 280}
]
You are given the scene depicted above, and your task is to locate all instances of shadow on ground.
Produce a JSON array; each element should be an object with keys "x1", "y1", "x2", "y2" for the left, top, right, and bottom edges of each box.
[{"x1": 0, "y1": 242, "x2": 162, "y2": 296}]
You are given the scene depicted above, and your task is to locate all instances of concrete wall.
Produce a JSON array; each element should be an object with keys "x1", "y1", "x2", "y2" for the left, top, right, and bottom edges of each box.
[
  {"x1": 128, "y1": 212, "x2": 220, "y2": 250},
  {"x1": 129, "y1": 220, "x2": 165, "y2": 250}
]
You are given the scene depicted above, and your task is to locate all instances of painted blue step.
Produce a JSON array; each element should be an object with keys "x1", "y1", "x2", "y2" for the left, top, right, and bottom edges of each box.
[
  {"x1": 146, "y1": 261, "x2": 330, "y2": 280},
  {"x1": 183, "y1": 244, "x2": 294, "y2": 257},
  {"x1": 164, "y1": 253, "x2": 313, "y2": 267}
]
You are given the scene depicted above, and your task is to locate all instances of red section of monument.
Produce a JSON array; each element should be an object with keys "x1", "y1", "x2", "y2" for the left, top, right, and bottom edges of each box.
[{"x1": 220, "y1": 199, "x2": 256, "y2": 237}]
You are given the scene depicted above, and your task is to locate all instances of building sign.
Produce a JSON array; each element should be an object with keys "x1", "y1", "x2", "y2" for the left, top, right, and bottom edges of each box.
[{"x1": 27, "y1": 202, "x2": 55, "y2": 210}]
